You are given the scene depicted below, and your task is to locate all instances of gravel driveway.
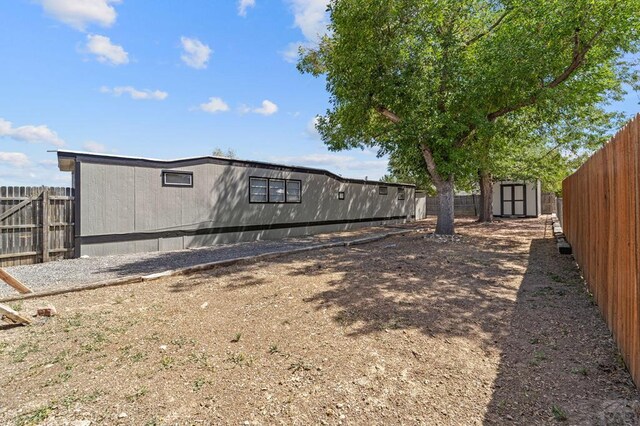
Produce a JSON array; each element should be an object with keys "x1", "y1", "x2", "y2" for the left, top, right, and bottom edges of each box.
[{"x1": 1, "y1": 223, "x2": 424, "y2": 297}]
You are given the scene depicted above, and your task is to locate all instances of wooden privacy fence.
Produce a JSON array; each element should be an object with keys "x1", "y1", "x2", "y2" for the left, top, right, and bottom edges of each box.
[
  {"x1": 0, "y1": 186, "x2": 75, "y2": 266},
  {"x1": 425, "y1": 194, "x2": 480, "y2": 217},
  {"x1": 541, "y1": 192, "x2": 557, "y2": 214},
  {"x1": 563, "y1": 114, "x2": 640, "y2": 387}
]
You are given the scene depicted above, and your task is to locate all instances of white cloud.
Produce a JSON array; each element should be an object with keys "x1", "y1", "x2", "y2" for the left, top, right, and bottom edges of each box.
[
  {"x1": 199, "y1": 97, "x2": 230, "y2": 114},
  {"x1": 288, "y1": 0, "x2": 330, "y2": 43},
  {"x1": 83, "y1": 141, "x2": 109, "y2": 153},
  {"x1": 180, "y1": 37, "x2": 212, "y2": 69},
  {"x1": 281, "y1": 41, "x2": 308, "y2": 63},
  {"x1": 238, "y1": 0, "x2": 255, "y2": 16},
  {"x1": 0, "y1": 118, "x2": 64, "y2": 147},
  {"x1": 38, "y1": 0, "x2": 119, "y2": 31},
  {"x1": 0, "y1": 152, "x2": 30, "y2": 168},
  {"x1": 253, "y1": 100, "x2": 279, "y2": 116},
  {"x1": 100, "y1": 86, "x2": 168, "y2": 100},
  {"x1": 274, "y1": 152, "x2": 388, "y2": 179},
  {"x1": 86, "y1": 34, "x2": 128, "y2": 65},
  {"x1": 306, "y1": 116, "x2": 321, "y2": 139},
  {"x1": 239, "y1": 100, "x2": 279, "y2": 116}
]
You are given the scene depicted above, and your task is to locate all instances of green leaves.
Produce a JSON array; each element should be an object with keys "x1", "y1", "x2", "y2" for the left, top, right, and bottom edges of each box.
[{"x1": 300, "y1": 0, "x2": 639, "y2": 196}]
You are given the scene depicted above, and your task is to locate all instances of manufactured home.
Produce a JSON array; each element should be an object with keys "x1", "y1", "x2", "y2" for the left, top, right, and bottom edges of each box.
[{"x1": 57, "y1": 151, "x2": 415, "y2": 257}]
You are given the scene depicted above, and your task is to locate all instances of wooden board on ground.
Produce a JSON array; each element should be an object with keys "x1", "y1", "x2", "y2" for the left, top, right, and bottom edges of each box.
[
  {"x1": 0, "y1": 302, "x2": 31, "y2": 325},
  {"x1": 0, "y1": 268, "x2": 33, "y2": 294}
]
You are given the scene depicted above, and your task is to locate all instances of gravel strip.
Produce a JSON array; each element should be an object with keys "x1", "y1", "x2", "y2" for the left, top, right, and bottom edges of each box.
[{"x1": 1, "y1": 224, "x2": 422, "y2": 297}]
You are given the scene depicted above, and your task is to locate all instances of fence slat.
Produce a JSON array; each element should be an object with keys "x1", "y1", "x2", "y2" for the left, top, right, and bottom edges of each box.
[
  {"x1": 0, "y1": 186, "x2": 74, "y2": 266},
  {"x1": 563, "y1": 113, "x2": 640, "y2": 387}
]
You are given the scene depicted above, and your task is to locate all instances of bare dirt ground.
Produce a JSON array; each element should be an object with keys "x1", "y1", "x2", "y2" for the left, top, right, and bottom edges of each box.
[{"x1": 1, "y1": 217, "x2": 638, "y2": 425}]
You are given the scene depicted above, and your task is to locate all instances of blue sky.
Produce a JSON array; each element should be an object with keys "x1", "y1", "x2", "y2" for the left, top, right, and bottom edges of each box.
[
  {"x1": 0, "y1": 0, "x2": 639, "y2": 187},
  {"x1": 0, "y1": 0, "x2": 387, "y2": 186}
]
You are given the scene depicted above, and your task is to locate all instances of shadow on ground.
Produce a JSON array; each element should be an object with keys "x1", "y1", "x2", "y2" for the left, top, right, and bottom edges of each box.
[{"x1": 196, "y1": 217, "x2": 638, "y2": 424}]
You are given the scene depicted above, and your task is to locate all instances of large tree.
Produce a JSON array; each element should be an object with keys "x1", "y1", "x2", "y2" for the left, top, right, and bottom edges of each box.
[{"x1": 299, "y1": 0, "x2": 640, "y2": 234}]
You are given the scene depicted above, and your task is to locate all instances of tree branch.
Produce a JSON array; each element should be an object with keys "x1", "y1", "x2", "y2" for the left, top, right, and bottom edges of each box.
[
  {"x1": 420, "y1": 144, "x2": 444, "y2": 186},
  {"x1": 375, "y1": 106, "x2": 401, "y2": 123},
  {"x1": 465, "y1": 9, "x2": 511, "y2": 46},
  {"x1": 486, "y1": 26, "x2": 605, "y2": 122}
]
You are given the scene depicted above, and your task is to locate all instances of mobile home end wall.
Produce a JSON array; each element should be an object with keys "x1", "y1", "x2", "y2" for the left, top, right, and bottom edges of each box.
[{"x1": 77, "y1": 161, "x2": 414, "y2": 256}]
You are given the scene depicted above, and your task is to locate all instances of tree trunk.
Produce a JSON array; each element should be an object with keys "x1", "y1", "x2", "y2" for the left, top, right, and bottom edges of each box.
[
  {"x1": 435, "y1": 179, "x2": 455, "y2": 234},
  {"x1": 478, "y1": 169, "x2": 493, "y2": 222},
  {"x1": 420, "y1": 144, "x2": 456, "y2": 235}
]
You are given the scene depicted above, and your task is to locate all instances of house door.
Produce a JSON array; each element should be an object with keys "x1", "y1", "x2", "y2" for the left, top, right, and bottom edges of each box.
[{"x1": 501, "y1": 184, "x2": 526, "y2": 217}]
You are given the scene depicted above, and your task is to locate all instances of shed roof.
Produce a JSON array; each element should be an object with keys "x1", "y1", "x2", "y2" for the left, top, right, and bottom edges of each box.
[{"x1": 56, "y1": 150, "x2": 414, "y2": 188}]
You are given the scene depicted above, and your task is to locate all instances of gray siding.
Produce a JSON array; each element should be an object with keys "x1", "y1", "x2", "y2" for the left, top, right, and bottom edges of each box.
[{"x1": 78, "y1": 162, "x2": 414, "y2": 256}]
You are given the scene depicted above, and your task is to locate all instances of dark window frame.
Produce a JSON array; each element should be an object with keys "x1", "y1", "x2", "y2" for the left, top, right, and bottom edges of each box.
[
  {"x1": 285, "y1": 179, "x2": 302, "y2": 203},
  {"x1": 249, "y1": 177, "x2": 269, "y2": 203},
  {"x1": 338, "y1": 191, "x2": 345, "y2": 200},
  {"x1": 249, "y1": 176, "x2": 302, "y2": 204},
  {"x1": 162, "y1": 170, "x2": 193, "y2": 188},
  {"x1": 269, "y1": 178, "x2": 287, "y2": 203},
  {"x1": 379, "y1": 186, "x2": 388, "y2": 195},
  {"x1": 397, "y1": 187, "x2": 405, "y2": 201}
]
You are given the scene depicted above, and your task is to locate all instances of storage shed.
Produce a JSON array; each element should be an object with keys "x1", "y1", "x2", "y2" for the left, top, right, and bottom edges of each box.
[
  {"x1": 492, "y1": 180, "x2": 542, "y2": 218},
  {"x1": 57, "y1": 151, "x2": 415, "y2": 257}
]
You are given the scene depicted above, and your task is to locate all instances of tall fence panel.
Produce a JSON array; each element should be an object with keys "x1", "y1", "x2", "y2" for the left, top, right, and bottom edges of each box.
[
  {"x1": 425, "y1": 194, "x2": 480, "y2": 217},
  {"x1": 563, "y1": 114, "x2": 639, "y2": 387},
  {"x1": 541, "y1": 192, "x2": 557, "y2": 214},
  {"x1": 0, "y1": 186, "x2": 75, "y2": 266}
]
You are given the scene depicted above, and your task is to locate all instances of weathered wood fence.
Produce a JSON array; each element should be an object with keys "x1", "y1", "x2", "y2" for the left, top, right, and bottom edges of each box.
[
  {"x1": 541, "y1": 192, "x2": 557, "y2": 214},
  {"x1": 425, "y1": 195, "x2": 480, "y2": 217},
  {"x1": 563, "y1": 114, "x2": 640, "y2": 387},
  {"x1": 0, "y1": 186, "x2": 75, "y2": 266}
]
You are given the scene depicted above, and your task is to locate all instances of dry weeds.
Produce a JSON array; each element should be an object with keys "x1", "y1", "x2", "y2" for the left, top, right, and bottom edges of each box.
[{"x1": 0, "y1": 218, "x2": 637, "y2": 425}]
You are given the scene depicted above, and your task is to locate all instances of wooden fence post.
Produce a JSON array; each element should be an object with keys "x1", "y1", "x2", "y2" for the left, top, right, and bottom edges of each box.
[{"x1": 42, "y1": 188, "x2": 50, "y2": 263}]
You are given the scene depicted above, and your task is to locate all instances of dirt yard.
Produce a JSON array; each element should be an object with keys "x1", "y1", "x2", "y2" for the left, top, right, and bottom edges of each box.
[{"x1": 1, "y1": 218, "x2": 638, "y2": 425}]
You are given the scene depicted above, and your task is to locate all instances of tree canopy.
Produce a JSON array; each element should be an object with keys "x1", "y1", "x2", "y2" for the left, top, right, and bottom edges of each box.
[{"x1": 300, "y1": 0, "x2": 640, "y2": 233}]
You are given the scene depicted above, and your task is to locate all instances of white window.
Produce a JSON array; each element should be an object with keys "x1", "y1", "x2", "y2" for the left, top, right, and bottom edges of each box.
[
  {"x1": 250, "y1": 177, "x2": 268, "y2": 202},
  {"x1": 269, "y1": 179, "x2": 286, "y2": 202},
  {"x1": 162, "y1": 171, "x2": 193, "y2": 187},
  {"x1": 286, "y1": 180, "x2": 302, "y2": 202}
]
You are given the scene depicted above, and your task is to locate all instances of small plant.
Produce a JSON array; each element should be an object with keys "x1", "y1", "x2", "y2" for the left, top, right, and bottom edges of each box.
[
  {"x1": 571, "y1": 366, "x2": 588, "y2": 376},
  {"x1": 231, "y1": 333, "x2": 242, "y2": 343},
  {"x1": 126, "y1": 387, "x2": 148, "y2": 402},
  {"x1": 529, "y1": 350, "x2": 547, "y2": 366},
  {"x1": 58, "y1": 370, "x2": 72, "y2": 382},
  {"x1": 225, "y1": 352, "x2": 252, "y2": 367},
  {"x1": 289, "y1": 360, "x2": 312, "y2": 373},
  {"x1": 131, "y1": 352, "x2": 146, "y2": 362},
  {"x1": 12, "y1": 343, "x2": 39, "y2": 363},
  {"x1": 161, "y1": 355, "x2": 174, "y2": 369},
  {"x1": 171, "y1": 337, "x2": 192, "y2": 348},
  {"x1": 193, "y1": 377, "x2": 206, "y2": 391},
  {"x1": 529, "y1": 337, "x2": 539, "y2": 345},
  {"x1": 15, "y1": 404, "x2": 54, "y2": 426},
  {"x1": 552, "y1": 405, "x2": 568, "y2": 421},
  {"x1": 10, "y1": 301, "x2": 23, "y2": 311},
  {"x1": 548, "y1": 273, "x2": 566, "y2": 283},
  {"x1": 269, "y1": 344, "x2": 280, "y2": 354},
  {"x1": 63, "y1": 313, "x2": 83, "y2": 332}
]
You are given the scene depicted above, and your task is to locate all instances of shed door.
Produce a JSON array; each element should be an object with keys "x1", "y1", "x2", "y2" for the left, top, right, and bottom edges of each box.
[{"x1": 501, "y1": 184, "x2": 526, "y2": 217}]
